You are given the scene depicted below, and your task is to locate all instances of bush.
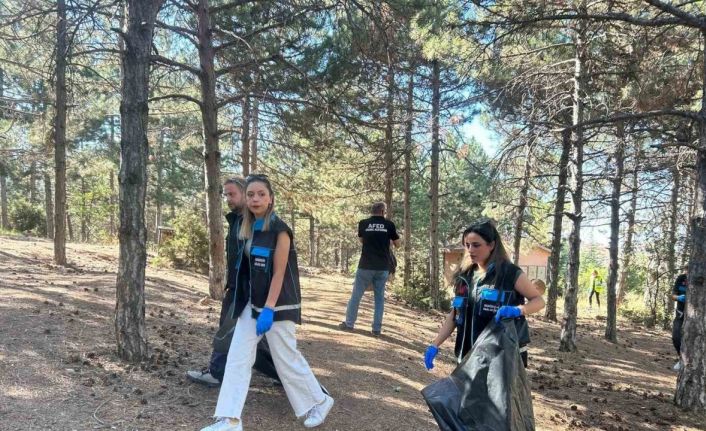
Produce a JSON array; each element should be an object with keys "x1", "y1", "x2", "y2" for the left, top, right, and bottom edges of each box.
[
  {"x1": 158, "y1": 212, "x2": 209, "y2": 274},
  {"x1": 619, "y1": 292, "x2": 666, "y2": 328},
  {"x1": 9, "y1": 199, "x2": 46, "y2": 235},
  {"x1": 392, "y1": 267, "x2": 452, "y2": 311}
]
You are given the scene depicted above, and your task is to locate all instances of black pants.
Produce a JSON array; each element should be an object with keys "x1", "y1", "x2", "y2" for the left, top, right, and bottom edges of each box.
[
  {"x1": 209, "y1": 289, "x2": 280, "y2": 383},
  {"x1": 672, "y1": 317, "x2": 683, "y2": 356},
  {"x1": 588, "y1": 289, "x2": 600, "y2": 308}
]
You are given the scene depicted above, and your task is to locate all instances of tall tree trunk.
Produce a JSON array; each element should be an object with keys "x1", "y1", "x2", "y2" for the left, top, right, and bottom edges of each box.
[
  {"x1": 559, "y1": 19, "x2": 587, "y2": 353},
  {"x1": 429, "y1": 59, "x2": 441, "y2": 309},
  {"x1": 344, "y1": 246, "x2": 350, "y2": 273},
  {"x1": 675, "y1": 30, "x2": 706, "y2": 408},
  {"x1": 545, "y1": 130, "x2": 571, "y2": 321},
  {"x1": 250, "y1": 98, "x2": 259, "y2": 173},
  {"x1": 512, "y1": 139, "x2": 533, "y2": 264},
  {"x1": 605, "y1": 123, "x2": 625, "y2": 343},
  {"x1": 29, "y1": 161, "x2": 37, "y2": 204},
  {"x1": 0, "y1": 70, "x2": 6, "y2": 231},
  {"x1": 81, "y1": 176, "x2": 88, "y2": 242},
  {"x1": 617, "y1": 152, "x2": 639, "y2": 305},
  {"x1": 0, "y1": 70, "x2": 7, "y2": 231},
  {"x1": 154, "y1": 129, "x2": 164, "y2": 242},
  {"x1": 384, "y1": 64, "x2": 395, "y2": 219},
  {"x1": 334, "y1": 239, "x2": 340, "y2": 268},
  {"x1": 644, "y1": 262, "x2": 661, "y2": 326},
  {"x1": 53, "y1": 0, "x2": 68, "y2": 265},
  {"x1": 197, "y1": 0, "x2": 226, "y2": 300},
  {"x1": 66, "y1": 212, "x2": 73, "y2": 241},
  {"x1": 664, "y1": 165, "x2": 681, "y2": 325},
  {"x1": 681, "y1": 172, "x2": 697, "y2": 267},
  {"x1": 109, "y1": 114, "x2": 117, "y2": 238},
  {"x1": 109, "y1": 170, "x2": 116, "y2": 237},
  {"x1": 241, "y1": 95, "x2": 250, "y2": 176},
  {"x1": 115, "y1": 0, "x2": 163, "y2": 362},
  {"x1": 44, "y1": 172, "x2": 54, "y2": 238},
  {"x1": 0, "y1": 170, "x2": 8, "y2": 230},
  {"x1": 403, "y1": 66, "x2": 414, "y2": 290}
]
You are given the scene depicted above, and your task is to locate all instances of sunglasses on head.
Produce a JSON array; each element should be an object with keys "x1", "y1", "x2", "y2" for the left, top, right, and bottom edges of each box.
[
  {"x1": 467, "y1": 218, "x2": 493, "y2": 230},
  {"x1": 246, "y1": 173, "x2": 269, "y2": 183},
  {"x1": 464, "y1": 218, "x2": 496, "y2": 240}
]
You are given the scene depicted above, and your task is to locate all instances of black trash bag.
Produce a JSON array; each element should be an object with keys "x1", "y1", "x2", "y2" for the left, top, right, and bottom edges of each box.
[
  {"x1": 213, "y1": 298, "x2": 281, "y2": 382},
  {"x1": 421, "y1": 320, "x2": 535, "y2": 431}
]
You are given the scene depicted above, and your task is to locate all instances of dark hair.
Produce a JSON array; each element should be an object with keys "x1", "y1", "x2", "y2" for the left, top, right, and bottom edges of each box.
[
  {"x1": 456, "y1": 218, "x2": 509, "y2": 280},
  {"x1": 239, "y1": 173, "x2": 275, "y2": 239},
  {"x1": 224, "y1": 176, "x2": 246, "y2": 191},
  {"x1": 371, "y1": 202, "x2": 386, "y2": 215}
]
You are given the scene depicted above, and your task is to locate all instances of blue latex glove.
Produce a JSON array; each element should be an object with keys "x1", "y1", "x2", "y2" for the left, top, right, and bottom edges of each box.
[
  {"x1": 495, "y1": 305, "x2": 522, "y2": 323},
  {"x1": 677, "y1": 294, "x2": 686, "y2": 303},
  {"x1": 256, "y1": 307, "x2": 274, "y2": 336},
  {"x1": 424, "y1": 345, "x2": 439, "y2": 370}
]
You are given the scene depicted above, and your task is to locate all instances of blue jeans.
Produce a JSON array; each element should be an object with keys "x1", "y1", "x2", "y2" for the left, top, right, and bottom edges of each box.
[{"x1": 345, "y1": 269, "x2": 389, "y2": 332}]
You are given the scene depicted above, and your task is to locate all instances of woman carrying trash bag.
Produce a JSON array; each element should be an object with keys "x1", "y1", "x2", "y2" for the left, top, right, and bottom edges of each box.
[
  {"x1": 424, "y1": 219, "x2": 545, "y2": 370},
  {"x1": 200, "y1": 174, "x2": 333, "y2": 431}
]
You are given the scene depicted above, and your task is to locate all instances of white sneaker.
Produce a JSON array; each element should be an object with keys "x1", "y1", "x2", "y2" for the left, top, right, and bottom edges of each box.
[
  {"x1": 673, "y1": 361, "x2": 683, "y2": 371},
  {"x1": 200, "y1": 418, "x2": 243, "y2": 431},
  {"x1": 187, "y1": 369, "x2": 220, "y2": 387},
  {"x1": 303, "y1": 395, "x2": 334, "y2": 428}
]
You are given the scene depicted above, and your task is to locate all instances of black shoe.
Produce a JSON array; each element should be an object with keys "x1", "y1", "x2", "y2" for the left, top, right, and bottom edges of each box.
[
  {"x1": 338, "y1": 322, "x2": 354, "y2": 332},
  {"x1": 371, "y1": 330, "x2": 381, "y2": 337}
]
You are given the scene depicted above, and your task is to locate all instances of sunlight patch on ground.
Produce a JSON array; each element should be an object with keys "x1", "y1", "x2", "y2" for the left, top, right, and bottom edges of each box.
[
  {"x1": 346, "y1": 390, "x2": 434, "y2": 413},
  {"x1": 2, "y1": 385, "x2": 41, "y2": 400},
  {"x1": 342, "y1": 363, "x2": 428, "y2": 391}
]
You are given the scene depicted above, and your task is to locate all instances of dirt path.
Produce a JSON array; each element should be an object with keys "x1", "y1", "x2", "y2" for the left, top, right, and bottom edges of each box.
[{"x1": 1, "y1": 235, "x2": 705, "y2": 431}]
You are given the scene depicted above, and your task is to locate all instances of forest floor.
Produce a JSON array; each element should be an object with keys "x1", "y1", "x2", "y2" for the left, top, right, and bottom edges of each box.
[{"x1": 1, "y1": 234, "x2": 705, "y2": 431}]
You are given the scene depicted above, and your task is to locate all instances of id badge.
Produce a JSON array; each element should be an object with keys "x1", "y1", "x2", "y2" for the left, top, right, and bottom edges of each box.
[
  {"x1": 478, "y1": 288, "x2": 504, "y2": 317},
  {"x1": 251, "y1": 246, "x2": 271, "y2": 272}
]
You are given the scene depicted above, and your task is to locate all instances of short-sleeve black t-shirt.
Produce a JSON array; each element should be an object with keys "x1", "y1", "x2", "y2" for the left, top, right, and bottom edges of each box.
[
  {"x1": 357, "y1": 216, "x2": 399, "y2": 271},
  {"x1": 673, "y1": 273, "x2": 688, "y2": 315}
]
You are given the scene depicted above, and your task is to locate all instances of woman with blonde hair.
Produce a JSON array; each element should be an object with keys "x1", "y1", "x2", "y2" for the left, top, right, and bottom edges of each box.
[{"x1": 201, "y1": 174, "x2": 333, "y2": 431}]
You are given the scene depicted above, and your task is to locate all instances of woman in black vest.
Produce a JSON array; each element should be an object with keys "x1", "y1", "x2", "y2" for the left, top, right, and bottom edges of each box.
[
  {"x1": 201, "y1": 175, "x2": 333, "y2": 431},
  {"x1": 423, "y1": 220, "x2": 545, "y2": 370}
]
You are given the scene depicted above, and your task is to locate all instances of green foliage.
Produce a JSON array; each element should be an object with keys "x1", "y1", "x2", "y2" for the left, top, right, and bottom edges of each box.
[
  {"x1": 392, "y1": 270, "x2": 451, "y2": 311},
  {"x1": 9, "y1": 199, "x2": 45, "y2": 235},
  {"x1": 619, "y1": 292, "x2": 665, "y2": 328},
  {"x1": 158, "y1": 212, "x2": 209, "y2": 274}
]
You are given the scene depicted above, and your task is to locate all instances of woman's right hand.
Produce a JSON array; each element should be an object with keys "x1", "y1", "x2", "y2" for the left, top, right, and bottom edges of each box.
[{"x1": 424, "y1": 345, "x2": 439, "y2": 370}]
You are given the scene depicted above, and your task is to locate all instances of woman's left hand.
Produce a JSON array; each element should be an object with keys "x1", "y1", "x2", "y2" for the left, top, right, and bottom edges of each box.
[
  {"x1": 256, "y1": 307, "x2": 275, "y2": 335},
  {"x1": 495, "y1": 305, "x2": 521, "y2": 322}
]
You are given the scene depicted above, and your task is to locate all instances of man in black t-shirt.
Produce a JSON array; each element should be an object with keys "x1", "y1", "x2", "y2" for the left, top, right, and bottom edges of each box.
[
  {"x1": 339, "y1": 202, "x2": 400, "y2": 336},
  {"x1": 671, "y1": 265, "x2": 688, "y2": 371}
]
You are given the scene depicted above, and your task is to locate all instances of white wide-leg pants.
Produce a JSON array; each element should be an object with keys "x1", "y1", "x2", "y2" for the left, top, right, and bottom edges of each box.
[{"x1": 214, "y1": 303, "x2": 325, "y2": 420}]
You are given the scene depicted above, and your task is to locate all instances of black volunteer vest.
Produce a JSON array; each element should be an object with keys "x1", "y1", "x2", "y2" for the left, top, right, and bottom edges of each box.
[
  {"x1": 453, "y1": 262, "x2": 526, "y2": 362},
  {"x1": 232, "y1": 214, "x2": 302, "y2": 324}
]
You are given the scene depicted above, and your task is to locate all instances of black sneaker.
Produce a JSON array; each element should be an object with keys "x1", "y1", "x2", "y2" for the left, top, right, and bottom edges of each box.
[
  {"x1": 371, "y1": 330, "x2": 381, "y2": 337},
  {"x1": 338, "y1": 322, "x2": 354, "y2": 332}
]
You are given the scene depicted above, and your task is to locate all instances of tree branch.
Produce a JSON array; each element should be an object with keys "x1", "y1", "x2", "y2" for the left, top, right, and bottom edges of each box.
[
  {"x1": 215, "y1": 54, "x2": 280, "y2": 77},
  {"x1": 642, "y1": 0, "x2": 706, "y2": 29},
  {"x1": 210, "y1": 0, "x2": 263, "y2": 15},
  {"x1": 151, "y1": 54, "x2": 200, "y2": 76},
  {"x1": 148, "y1": 94, "x2": 203, "y2": 107},
  {"x1": 155, "y1": 20, "x2": 199, "y2": 46}
]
